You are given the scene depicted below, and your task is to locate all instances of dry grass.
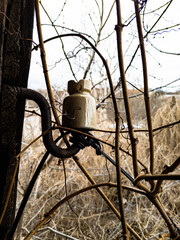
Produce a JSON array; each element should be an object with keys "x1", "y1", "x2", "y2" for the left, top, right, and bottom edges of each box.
[{"x1": 16, "y1": 93, "x2": 180, "y2": 240}]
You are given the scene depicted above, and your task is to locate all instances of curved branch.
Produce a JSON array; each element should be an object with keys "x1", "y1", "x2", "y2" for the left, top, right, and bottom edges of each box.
[
  {"x1": 23, "y1": 183, "x2": 116, "y2": 240},
  {"x1": 148, "y1": 39, "x2": 180, "y2": 56},
  {"x1": 24, "y1": 182, "x2": 143, "y2": 240}
]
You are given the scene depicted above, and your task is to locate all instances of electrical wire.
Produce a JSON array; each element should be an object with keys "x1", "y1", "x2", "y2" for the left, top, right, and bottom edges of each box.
[{"x1": 70, "y1": 132, "x2": 134, "y2": 183}]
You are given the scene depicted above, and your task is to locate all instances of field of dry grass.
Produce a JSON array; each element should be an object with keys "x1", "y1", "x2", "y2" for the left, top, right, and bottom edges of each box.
[{"x1": 16, "y1": 92, "x2": 180, "y2": 240}]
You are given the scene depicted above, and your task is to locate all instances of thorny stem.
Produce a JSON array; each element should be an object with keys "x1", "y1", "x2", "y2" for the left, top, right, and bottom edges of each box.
[
  {"x1": 114, "y1": 3, "x2": 178, "y2": 239},
  {"x1": 115, "y1": 114, "x2": 130, "y2": 240},
  {"x1": 134, "y1": 0, "x2": 154, "y2": 179},
  {"x1": 114, "y1": 1, "x2": 130, "y2": 239},
  {"x1": 35, "y1": 0, "x2": 71, "y2": 151},
  {"x1": 133, "y1": 1, "x2": 178, "y2": 238},
  {"x1": 35, "y1": 0, "x2": 61, "y2": 127},
  {"x1": 115, "y1": 0, "x2": 139, "y2": 180}
]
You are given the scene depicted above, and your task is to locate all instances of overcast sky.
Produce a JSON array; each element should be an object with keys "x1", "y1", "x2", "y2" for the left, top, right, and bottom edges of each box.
[{"x1": 28, "y1": 0, "x2": 180, "y2": 92}]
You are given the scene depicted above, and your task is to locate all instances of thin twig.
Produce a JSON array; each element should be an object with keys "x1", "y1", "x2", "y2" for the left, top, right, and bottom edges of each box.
[
  {"x1": 40, "y1": 2, "x2": 77, "y2": 81},
  {"x1": 134, "y1": 173, "x2": 180, "y2": 185},
  {"x1": 35, "y1": 0, "x2": 71, "y2": 152},
  {"x1": 101, "y1": 0, "x2": 174, "y2": 110},
  {"x1": 47, "y1": 227, "x2": 78, "y2": 240},
  {"x1": 115, "y1": 1, "x2": 131, "y2": 239},
  {"x1": 35, "y1": 0, "x2": 61, "y2": 127},
  {"x1": 115, "y1": 1, "x2": 138, "y2": 181},
  {"x1": 134, "y1": 0, "x2": 154, "y2": 178},
  {"x1": 152, "y1": 156, "x2": 180, "y2": 195},
  {"x1": 83, "y1": 0, "x2": 115, "y2": 79}
]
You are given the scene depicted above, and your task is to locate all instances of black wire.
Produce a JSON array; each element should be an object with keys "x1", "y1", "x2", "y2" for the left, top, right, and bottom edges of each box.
[
  {"x1": 71, "y1": 132, "x2": 134, "y2": 183},
  {"x1": 8, "y1": 136, "x2": 62, "y2": 240},
  {"x1": 100, "y1": 149, "x2": 134, "y2": 183}
]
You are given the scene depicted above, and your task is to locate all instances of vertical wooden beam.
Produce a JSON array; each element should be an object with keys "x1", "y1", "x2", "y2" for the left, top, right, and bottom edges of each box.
[{"x1": 0, "y1": 0, "x2": 34, "y2": 239}]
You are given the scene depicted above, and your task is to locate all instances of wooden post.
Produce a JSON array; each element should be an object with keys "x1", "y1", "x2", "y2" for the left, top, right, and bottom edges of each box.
[{"x1": 0, "y1": 0, "x2": 34, "y2": 239}]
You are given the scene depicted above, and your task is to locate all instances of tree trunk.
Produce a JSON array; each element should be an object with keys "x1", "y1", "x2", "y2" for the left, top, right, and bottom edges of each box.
[{"x1": 0, "y1": 0, "x2": 34, "y2": 239}]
